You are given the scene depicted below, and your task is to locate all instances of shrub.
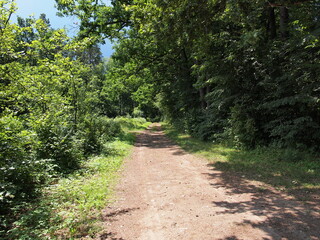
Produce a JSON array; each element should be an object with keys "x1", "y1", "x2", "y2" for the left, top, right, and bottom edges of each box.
[
  {"x1": 0, "y1": 116, "x2": 48, "y2": 212},
  {"x1": 132, "y1": 107, "x2": 144, "y2": 118},
  {"x1": 80, "y1": 116, "x2": 123, "y2": 156},
  {"x1": 114, "y1": 117, "x2": 147, "y2": 130},
  {"x1": 35, "y1": 117, "x2": 82, "y2": 173},
  {"x1": 229, "y1": 104, "x2": 257, "y2": 149}
]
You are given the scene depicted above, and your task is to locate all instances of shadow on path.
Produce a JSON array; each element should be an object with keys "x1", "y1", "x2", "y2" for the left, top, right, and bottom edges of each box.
[
  {"x1": 99, "y1": 232, "x2": 125, "y2": 240},
  {"x1": 100, "y1": 125, "x2": 320, "y2": 240},
  {"x1": 147, "y1": 126, "x2": 320, "y2": 239},
  {"x1": 205, "y1": 165, "x2": 320, "y2": 240},
  {"x1": 136, "y1": 131, "x2": 189, "y2": 157}
]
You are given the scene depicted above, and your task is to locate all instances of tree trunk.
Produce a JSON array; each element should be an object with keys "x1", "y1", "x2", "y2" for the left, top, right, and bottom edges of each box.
[
  {"x1": 280, "y1": 6, "x2": 289, "y2": 39},
  {"x1": 268, "y1": 7, "x2": 277, "y2": 39},
  {"x1": 206, "y1": 86, "x2": 210, "y2": 108},
  {"x1": 200, "y1": 88, "x2": 206, "y2": 109}
]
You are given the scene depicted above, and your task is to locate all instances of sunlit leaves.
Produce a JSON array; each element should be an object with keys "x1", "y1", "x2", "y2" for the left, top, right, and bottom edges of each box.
[
  {"x1": 0, "y1": 2, "x2": 107, "y2": 220},
  {"x1": 55, "y1": 0, "x2": 132, "y2": 40}
]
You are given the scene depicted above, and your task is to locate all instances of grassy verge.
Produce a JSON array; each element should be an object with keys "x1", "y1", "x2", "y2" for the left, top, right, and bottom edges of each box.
[
  {"x1": 115, "y1": 117, "x2": 151, "y2": 132},
  {"x1": 162, "y1": 123, "x2": 320, "y2": 201},
  {"x1": 7, "y1": 119, "x2": 151, "y2": 240}
]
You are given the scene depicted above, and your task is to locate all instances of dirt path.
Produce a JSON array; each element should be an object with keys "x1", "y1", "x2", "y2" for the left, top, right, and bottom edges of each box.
[{"x1": 98, "y1": 124, "x2": 320, "y2": 240}]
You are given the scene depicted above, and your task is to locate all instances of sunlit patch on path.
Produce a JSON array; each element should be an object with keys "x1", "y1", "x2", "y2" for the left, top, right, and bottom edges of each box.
[{"x1": 98, "y1": 124, "x2": 320, "y2": 240}]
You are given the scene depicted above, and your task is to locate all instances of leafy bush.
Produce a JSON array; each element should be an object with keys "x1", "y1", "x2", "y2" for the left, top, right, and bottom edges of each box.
[
  {"x1": 229, "y1": 104, "x2": 258, "y2": 149},
  {"x1": 164, "y1": 123, "x2": 320, "y2": 196},
  {"x1": 102, "y1": 118, "x2": 124, "y2": 140},
  {"x1": 132, "y1": 107, "x2": 144, "y2": 118},
  {"x1": 0, "y1": 116, "x2": 53, "y2": 213},
  {"x1": 80, "y1": 116, "x2": 123, "y2": 156},
  {"x1": 3, "y1": 121, "x2": 140, "y2": 240},
  {"x1": 114, "y1": 117, "x2": 148, "y2": 130},
  {"x1": 277, "y1": 148, "x2": 307, "y2": 162},
  {"x1": 35, "y1": 117, "x2": 82, "y2": 173},
  {"x1": 186, "y1": 109, "x2": 228, "y2": 142}
]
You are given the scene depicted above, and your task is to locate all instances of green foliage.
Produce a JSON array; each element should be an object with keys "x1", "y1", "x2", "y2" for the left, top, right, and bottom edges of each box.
[
  {"x1": 2, "y1": 0, "x2": 320, "y2": 236},
  {"x1": 6, "y1": 131, "x2": 136, "y2": 240},
  {"x1": 164, "y1": 123, "x2": 320, "y2": 199},
  {"x1": 55, "y1": 0, "x2": 132, "y2": 39},
  {"x1": 0, "y1": 3, "x2": 141, "y2": 238},
  {"x1": 132, "y1": 107, "x2": 144, "y2": 118},
  {"x1": 87, "y1": 0, "x2": 319, "y2": 151},
  {"x1": 101, "y1": 57, "x2": 161, "y2": 120},
  {"x1": 114, "y1": 116, "x2": 149, "y2": 131},
  {"x1": 229, "y1": 104, "x2": 257, "y2": 149},
  {"x1": 0, "y1": 116, "x2": 37, "y2": 207},
  {"x1": 79, "y1": 116, "x2": 123, "y2": 156},
  {"x1": 35, "y1": 117, "x2": 82, "y2": 172}
]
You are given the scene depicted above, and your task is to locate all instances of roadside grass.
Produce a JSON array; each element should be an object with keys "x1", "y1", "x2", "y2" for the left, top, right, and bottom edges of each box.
[
  {"x1": 8, "y1": 119, "x2": 151, "y2": 240},
  {"x1": 162, "y1": 123, "x2": 320, "y2": 200},
  {"x1": 52, "y1": 140, "x2": 132, "y2": 238},
  {"x1": 115, "y1": 117, "x2": 151, "y2": 132},
  {"x1": 8, "y1": 139, "x2": 132, "y2": 240}
]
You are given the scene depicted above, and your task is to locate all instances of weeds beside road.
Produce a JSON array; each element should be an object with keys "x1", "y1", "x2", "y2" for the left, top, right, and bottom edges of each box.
[
  {"x1": 163, "y1": 123, "x2": 320, "y2": 202},
  {"x1": 5, "y1": 118, "x2": 150, "y2": 240}
]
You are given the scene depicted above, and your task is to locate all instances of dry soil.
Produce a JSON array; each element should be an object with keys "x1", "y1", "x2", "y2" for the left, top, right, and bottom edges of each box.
[{"x1": 98, "y1": 124, "x2": 320, "y2": 240}]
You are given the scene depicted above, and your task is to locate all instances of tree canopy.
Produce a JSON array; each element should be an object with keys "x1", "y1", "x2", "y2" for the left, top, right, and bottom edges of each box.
[
  {"x1": 1, "y1": 0, "x2": 320, "y2": 237},
  {"x1": 54, "y1": 0, "x2": 320, "y2": 149}
]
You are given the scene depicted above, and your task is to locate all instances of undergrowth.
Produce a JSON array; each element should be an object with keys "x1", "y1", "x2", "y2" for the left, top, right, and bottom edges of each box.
[
  {"x1": 163, "y1": 123, "x2": 320, "y2": 200},
  {"x1": 4, "y1": 118, "x2": 151, "y2": 240},
  {"x1": 7, "y1": 140, "x2": 131, "y2": 240}
]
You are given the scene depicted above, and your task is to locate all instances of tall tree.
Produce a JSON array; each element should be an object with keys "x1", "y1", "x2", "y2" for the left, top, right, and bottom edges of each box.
[{"x1": 54, "y1": 0, "x2": 320, "y2": 149}]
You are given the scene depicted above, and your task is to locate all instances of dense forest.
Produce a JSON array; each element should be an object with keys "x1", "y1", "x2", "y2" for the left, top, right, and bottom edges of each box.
[
  {"x1": 55, "y1": 0, "x2": 320, "y2": 148},
  {"x1": 1, "y1": 0, "x2": 320, "y2": 238},
  {"x1": 0, "y1": 0, "x2": 151, "y2": 235}
]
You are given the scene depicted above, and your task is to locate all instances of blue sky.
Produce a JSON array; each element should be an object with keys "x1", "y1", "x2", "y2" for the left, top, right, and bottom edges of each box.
[{"x1": 14, "y1": 0, "x2": 114, "y2": 57}]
